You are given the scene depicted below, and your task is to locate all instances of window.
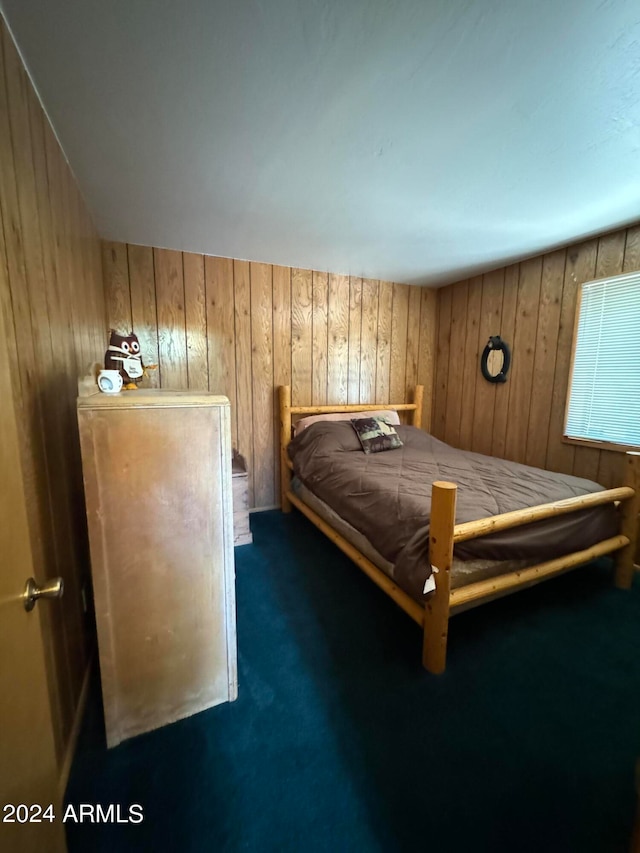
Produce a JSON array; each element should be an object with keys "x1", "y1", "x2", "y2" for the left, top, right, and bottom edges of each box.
[{"x1": 565, "y1": 271, "x2": 640, "y2": 450}]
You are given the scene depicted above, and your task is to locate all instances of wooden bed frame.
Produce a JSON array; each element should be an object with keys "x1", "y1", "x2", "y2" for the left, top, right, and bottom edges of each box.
[{"x1": 278, "y1": 385, "x2": 640, "y2": 674}]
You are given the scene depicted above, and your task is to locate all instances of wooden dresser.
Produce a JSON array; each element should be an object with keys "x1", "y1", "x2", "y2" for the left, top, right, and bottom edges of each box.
[{"x1": 77, "y1": 390, "x2": 237, "y2": 747}]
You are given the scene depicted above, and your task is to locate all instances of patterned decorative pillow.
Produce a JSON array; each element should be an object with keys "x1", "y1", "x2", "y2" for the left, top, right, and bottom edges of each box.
[{"x1": 350, "y1": 416, "x2": 403, "y2": 454}]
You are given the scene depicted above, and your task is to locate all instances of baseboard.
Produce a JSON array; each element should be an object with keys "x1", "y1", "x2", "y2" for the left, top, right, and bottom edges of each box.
[
  {"x1": 58, "y1": 655, "x2": 93, "y2": 799},
  {"x1": 249, "y1": 504, "x2": 280, "y2": 513}
]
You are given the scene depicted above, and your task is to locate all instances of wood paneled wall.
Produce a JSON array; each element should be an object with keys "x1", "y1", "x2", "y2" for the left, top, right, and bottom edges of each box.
[
  {"x1": 0, "y1": 18, "x2": 106, "y2": 772},
  {"x1": 102, "y1": 242, "x2": 437, "y2": 508},
  {"x1": 432, "y1": 223, "x2": 640, "y2": 489}
]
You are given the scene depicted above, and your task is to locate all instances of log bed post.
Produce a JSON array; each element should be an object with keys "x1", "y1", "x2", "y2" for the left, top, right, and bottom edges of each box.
[
  {"x1": 614, "y1": 451, "x2": 640, "y2": 589},
  {"x1": 423, "y1": 481, "x2": 457, "y2": 674},
  {"x1": 412, "y1": 384, "x2": 424, "y2": 429},
  {"x1": 279, "y1": 385, "x2": 292, "y2": 512}
]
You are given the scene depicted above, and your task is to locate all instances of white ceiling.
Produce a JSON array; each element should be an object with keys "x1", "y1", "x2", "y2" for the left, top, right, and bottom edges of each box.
[{"x1": 3, "y1": 0, "x2": 640, "y2": 286}]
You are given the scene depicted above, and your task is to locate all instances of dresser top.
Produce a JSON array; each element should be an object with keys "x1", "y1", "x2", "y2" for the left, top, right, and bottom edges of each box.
[{"x1": 77, "y1": 389, "x2": 230, "y2": 409}]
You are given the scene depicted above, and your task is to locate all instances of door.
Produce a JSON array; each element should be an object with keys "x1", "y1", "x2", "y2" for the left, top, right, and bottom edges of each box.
[{"x1": 0, "y1": 309, "x2": 66, "y2": 852}]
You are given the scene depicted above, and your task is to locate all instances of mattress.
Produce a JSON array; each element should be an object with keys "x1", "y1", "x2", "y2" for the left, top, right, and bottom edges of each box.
[{"x1": 292, "y1": 478, "x2": 534, "y2": 598}]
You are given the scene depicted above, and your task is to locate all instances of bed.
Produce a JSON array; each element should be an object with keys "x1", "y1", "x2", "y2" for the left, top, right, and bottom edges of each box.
[{"x1": 279, "y1": 385, "x2": 640, "y2": 673}]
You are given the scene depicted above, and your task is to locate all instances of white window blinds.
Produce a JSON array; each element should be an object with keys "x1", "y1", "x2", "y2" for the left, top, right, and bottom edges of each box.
[{"x1": 565, "y1": 272, "x2": 640, "y2": 448}]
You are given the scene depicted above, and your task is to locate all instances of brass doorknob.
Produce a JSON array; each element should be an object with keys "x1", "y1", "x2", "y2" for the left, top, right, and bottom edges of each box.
[{"x1": 23, "y1": 577, "x2": 64, "y2": 612}]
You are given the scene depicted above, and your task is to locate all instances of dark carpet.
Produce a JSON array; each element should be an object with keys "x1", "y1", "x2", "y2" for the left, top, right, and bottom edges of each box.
[{"x1": 65, "y1": 510, "x2": 640, "y2": 853}]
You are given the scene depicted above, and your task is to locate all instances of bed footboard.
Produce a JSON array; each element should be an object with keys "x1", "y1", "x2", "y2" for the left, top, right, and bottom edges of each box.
[
  {"x1": 424, "y1": 452, "x2": 640, "y2": 674},
  {"x1": 422, "y1": 482, "x2": 456, "y2": 674},
  {"x1": 615, "y1": 452, "x2": 640, "y2": 589}
]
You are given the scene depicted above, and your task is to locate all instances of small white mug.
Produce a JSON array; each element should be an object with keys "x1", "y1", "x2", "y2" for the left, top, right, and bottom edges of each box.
[{"x1": 98, "y1": 369, "x2": 123, "y2": 394}]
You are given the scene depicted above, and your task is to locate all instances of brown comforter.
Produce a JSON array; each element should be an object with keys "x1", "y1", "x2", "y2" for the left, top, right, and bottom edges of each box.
[{"x1": 288, "y1": 422, "x2": 619, "y2": 601}]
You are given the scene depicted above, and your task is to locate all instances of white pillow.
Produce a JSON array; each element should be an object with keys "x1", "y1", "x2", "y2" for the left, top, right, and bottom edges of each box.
[{"x1": 294, "y1": 409, "x2": 401, "y2": 436}]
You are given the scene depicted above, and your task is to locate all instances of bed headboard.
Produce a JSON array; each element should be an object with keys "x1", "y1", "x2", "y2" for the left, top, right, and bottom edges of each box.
[{"x1": 278, "y1": 385, "x2": 424, "y2": 511}]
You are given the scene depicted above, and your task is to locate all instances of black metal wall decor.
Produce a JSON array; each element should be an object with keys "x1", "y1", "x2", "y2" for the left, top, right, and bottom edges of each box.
[{"x1": 481, "y1": 335, "x2": 511, "y2": 383}]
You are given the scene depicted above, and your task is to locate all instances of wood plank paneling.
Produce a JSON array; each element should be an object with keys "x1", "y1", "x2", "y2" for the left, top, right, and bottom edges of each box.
[
  {"x1": 41, "y1": 123, "x2": 75, "y2": 385},
  {"x1": 102, "y1": 241, "x2": 131, "y2": 333},
  {"x1": 404, "y1": 285, "x2": 421, "y2": 405},
  {"x1": 347, "y1": 277, "x2": 362, "y2": 404},
  {"x1": 433, "y1": 223, "x2": 640, "y2": 496},
  {"x1": 390, "y1": 283, "x2": 409, "y2": 405},
  {"x1": 44, "y1": 119, "x2": 75, "y2": 375},
  {"x1": 327, "y1": 273, "x2": 349, "y2": 404},
  {"x1": 504, "y1": 257, "x2": 542, "y2": 462},
  {"x1": 525, "y1": 250, "x2": 565, "y2": 469},
  {"x1": 272, "y1": 266, "x2": 292, "y2": 393},
  {"x1": 128, "y1": 244, "x2": 159, "y2": 388},
  {"x1": 491, "y1": 265, "x2": 518, "y2": 459},
  {"x1": 250, "y1": 262, "x2": 274, "y2": 507},
  {"x1": 205, "y1": 256, "x2": 237, "y2": 444},
  {"x1": 105, "y1": 245, "x2": 435, "y2": 508},
  {"x1": 472, "y1": 269, "x2": 504, "y2": 455},
  {"x1": 0, "y1": 16, "x2": 105, "y2": 775},
  {"x1": 623, "y1": 224, "x2": 640, "y2": 272},
  {"x1": 291, "y1": 267, "x2": 313, "y2": 407},
  {"x1": 312, "y1": 270, "x2": 328, "y2": 405},
  {"x1": 417, "y1": 288, "x2": 437, "y2": 431},
  {"x1": 375, "y1": 280, "x2": 393, "y2": 404},
  {"x1": 432, "y1": 286, "x2": 452, "y2": 439},
  {"x1": 234, "y1": 260, "x2": 254, "y2": 504},
  {"x1": 596, "y1": 229, "x2": 627, "y2": 278},
  {"x1": 360, "y1": 278, "x2": 379, "y2": 404},
  {"x1": 154, "y1": 248, "x2": 187, "y2": 388},
  {"x1": 444, "y1": 280, "x2": 468, "y2": 448},
  {"x1": 458, "y1": 276, "x2": 482, "y2": 450},
  {"x1": 183, "y1": 252, "x2": 208, "y2": 391},
  {"x1": 272, "y1": 264, "x2": 291, "y2": 494}
]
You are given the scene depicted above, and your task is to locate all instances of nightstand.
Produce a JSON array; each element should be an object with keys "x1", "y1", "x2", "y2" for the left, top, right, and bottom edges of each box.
[{"x1": 232, "y1": 451, "x2": 253, "y2": 546}]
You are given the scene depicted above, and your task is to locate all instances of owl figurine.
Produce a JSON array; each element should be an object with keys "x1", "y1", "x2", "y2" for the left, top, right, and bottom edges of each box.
[{"x1": 104, "y1": 330, "x2": 146, "y2": 390}]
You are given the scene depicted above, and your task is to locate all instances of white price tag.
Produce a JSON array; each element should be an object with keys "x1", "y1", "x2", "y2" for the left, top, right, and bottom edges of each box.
[{"x1": 423, "y1": 565, "x2": 439, "y2": 595}]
